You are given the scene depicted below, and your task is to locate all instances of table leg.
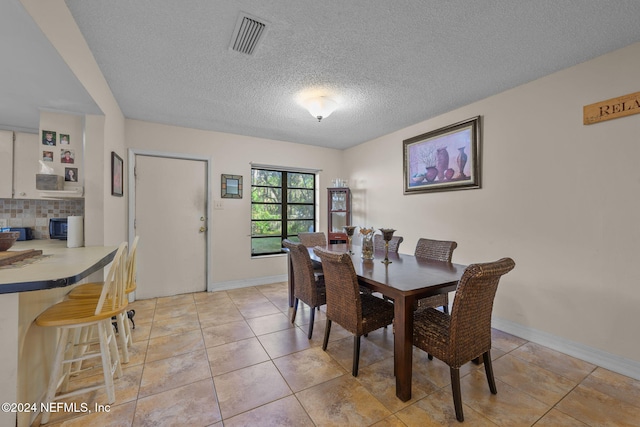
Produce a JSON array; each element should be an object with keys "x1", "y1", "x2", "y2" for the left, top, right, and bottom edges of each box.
[
  {"x1": 394, "y1": 295, "x2": 414, "y2": 401},
  {"x1": 287, "y1": 252, "x2": 295, "y2": 307}
]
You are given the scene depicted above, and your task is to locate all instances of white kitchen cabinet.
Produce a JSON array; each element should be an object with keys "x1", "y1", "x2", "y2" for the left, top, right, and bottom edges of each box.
[
  {"x1": 0, "y1": 131, "x2": 13, "y2": 198},
  {"x1": 13, "y1": 132, "x2": 39, "y2": 199}
]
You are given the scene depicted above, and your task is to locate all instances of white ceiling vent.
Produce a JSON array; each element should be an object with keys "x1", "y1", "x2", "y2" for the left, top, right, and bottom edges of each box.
[{"x1": 229, "y1": 13, "x2": 267, "y2": 55}]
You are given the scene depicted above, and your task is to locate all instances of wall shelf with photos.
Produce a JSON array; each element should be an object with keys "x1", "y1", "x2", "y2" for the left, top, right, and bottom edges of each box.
[{"x1": 38, "y1": 112, "x2": 84, "y2": 198}]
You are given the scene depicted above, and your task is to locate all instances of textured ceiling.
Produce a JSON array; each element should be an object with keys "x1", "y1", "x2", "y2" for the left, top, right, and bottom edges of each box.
[
  {"x1": 0, "y1": 0, "x2": 101, "y2": 133},
  {"x1": 3, "y1": 1, "x2": 640, "y2": 149}
]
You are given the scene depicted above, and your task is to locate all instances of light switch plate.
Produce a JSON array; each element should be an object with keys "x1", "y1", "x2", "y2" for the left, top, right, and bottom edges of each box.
[{"x1": 213, "y1": 200, "x2": 224, "y2": 210}]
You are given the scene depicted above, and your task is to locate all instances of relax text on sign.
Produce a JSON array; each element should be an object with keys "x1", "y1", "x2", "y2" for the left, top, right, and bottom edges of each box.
[{"x1": 583, "y1": 91, "x2": 640, "y2": 125}]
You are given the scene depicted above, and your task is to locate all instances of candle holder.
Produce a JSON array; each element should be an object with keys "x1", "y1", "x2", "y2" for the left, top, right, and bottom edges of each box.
[
  {"x1": 379, "y1": 228, "x2": 396, "y2": 264},
  {"x1": 343, "y1": 225, "x2": 357, "y2": 254}
]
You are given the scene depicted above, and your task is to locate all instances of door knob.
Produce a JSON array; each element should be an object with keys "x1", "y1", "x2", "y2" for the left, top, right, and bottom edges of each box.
[{"x1": 199, "y1": 226, "x2": 207, "y2": 233}]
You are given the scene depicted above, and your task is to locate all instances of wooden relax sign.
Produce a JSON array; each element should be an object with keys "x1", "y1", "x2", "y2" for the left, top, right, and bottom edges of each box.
[{"x1": 583, "y1": 91, "x2": 640, "y2": 125}]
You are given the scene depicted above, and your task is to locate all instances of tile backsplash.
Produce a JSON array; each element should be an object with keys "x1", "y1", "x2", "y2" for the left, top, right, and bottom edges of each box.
[{"x1": 0, "y1": 198, "x2": 84, "y2": 239}]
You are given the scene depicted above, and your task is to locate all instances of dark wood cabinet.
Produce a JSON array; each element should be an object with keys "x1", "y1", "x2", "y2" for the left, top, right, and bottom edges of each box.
[{"x1": 327, "y1": 187, "x2": 351, "y2": 243}]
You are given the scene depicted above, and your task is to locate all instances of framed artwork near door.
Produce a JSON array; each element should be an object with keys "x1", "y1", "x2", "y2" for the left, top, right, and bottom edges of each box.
[
  {"x1": 111, "y1": 152, "x2": 123, "y2": 197},
  {"x1": 221, "y1": 174, "x2": 242, "y2": 198}
]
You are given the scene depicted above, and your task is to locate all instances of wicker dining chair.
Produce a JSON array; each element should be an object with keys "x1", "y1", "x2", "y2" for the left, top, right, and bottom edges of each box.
[
  {"x1": 282, "y1": 239, "x2": 326, "y2": 339},
  {"x1": 297, "y1": 232, "x2": 327, "y2": 274},
  {"x1": 414, "y1": 238, "x2": 458, "y2": 313},
  {"x1": 413, "y1": 257, "x2": 515, "y2": 422},
  {"x1": 298, "y1": 232, "x2": 327, "y2": 247},
  {"x1": 313, "y1": 247, "x2": 394, "y2": 377},
  {"x1": 373, "y1": 234, "x2": 404, "y2": 253}
]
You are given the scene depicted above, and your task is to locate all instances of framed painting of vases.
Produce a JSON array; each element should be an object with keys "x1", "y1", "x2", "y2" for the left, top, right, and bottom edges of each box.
[{"x1": 403, "y1": 116, "x2": 481, "y2": 194}]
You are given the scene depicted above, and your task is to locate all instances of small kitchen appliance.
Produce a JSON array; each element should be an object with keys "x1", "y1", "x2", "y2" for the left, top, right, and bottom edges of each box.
[{"x1": 49, "y1": 218, "x2": 68, "y2": 240}]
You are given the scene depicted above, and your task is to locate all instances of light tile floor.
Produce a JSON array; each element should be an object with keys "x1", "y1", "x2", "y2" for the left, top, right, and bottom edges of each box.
[{"x1": 39, "y1": 282, "x2": 640, "y2": 426}]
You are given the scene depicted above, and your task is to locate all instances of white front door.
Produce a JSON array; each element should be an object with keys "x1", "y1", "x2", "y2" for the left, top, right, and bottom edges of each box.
[{"x1": 133, "y1": 154, "x2": 208, "y2": 299}]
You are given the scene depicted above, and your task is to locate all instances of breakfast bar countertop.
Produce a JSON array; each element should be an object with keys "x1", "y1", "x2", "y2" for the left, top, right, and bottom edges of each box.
[{"x1": 0, "y1": 240, "x2": 118, "y2": 294}]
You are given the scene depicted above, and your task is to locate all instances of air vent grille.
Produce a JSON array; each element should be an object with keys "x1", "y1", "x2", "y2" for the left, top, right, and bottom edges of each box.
[{"x1": 230, "y1": 14, "x2": 266, "y2": 55}]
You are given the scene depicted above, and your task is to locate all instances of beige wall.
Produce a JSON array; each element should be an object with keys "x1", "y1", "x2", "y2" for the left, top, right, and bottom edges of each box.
[
  {"x1": 17, "y1": 3, "x2": 639, "y2": 406},
  {"x1": 125, "y1": 119, "x2": 344, "y2": 286},
  {"x1": 344, "y1": 42, "x2": 640, "y2": 369},
  {"x1": 14, "y1": 3, "x2": 127, "y2": 425},
  {"x1": 23, "y1": 0, "x2": 128, "y2": 247}
]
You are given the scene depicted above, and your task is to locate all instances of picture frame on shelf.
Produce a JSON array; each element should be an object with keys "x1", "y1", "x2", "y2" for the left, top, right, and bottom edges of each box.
[
  {"x1": 111, "y1": 152, "x2": 123, "y2": 197},
  {"x1": 221, "y1": 174, "x2": 242, "y2": 199},
  {"x1": 403, "y1": 116, "x2": 481, "y2": 194}
]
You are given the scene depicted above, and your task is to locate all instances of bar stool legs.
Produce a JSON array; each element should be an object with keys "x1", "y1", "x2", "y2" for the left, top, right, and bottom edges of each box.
[{"x1": 40, "y1": 318, "x2": 122, "y2": 425}]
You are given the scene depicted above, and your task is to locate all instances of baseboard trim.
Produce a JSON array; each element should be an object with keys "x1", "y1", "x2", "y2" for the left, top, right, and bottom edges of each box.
[
  {"x1": 209, "y1": 275, "x2": 288, "y2": 292},
  {"x1": 202, "y1": 280, "x2": 640, "y2": 381},
  {"x1": 492, "y1": 317, "x2": 640, "y2": 381}
]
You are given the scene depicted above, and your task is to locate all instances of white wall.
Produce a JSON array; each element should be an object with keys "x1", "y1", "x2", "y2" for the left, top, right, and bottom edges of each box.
[
  {"x1": 125, "y1": 119, "x2": 344, "y2": 287},
  {"x1": 344, "y1": 42, "x2": 640, "y2": 373}
]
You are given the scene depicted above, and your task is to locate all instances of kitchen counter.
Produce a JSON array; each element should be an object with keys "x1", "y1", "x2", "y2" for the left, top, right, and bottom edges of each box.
[
  {"x1": 0, "y1": 240, "x2": 119, "y2": 427},
  {"x1": 0, "y1": 240, "x2": 117, "y2": 294}
]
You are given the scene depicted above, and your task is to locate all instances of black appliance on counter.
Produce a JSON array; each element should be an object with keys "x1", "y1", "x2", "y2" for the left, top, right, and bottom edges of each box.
[
  {"x1": 9, "y1": 227, "x2": 34, "y2": 241},
  {"x1": 49, "y1": 218, "x2": 68, "y2": 240}
]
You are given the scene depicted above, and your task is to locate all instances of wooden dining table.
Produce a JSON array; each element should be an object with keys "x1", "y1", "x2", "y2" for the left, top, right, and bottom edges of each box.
[{"x1": 287, "y1": 243, "x2": 466, "y2": 402}]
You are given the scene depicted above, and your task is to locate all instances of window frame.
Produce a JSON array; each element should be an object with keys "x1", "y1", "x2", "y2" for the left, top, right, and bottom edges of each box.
[{"x1": 250, "y1": 167, "x2": 317, "y2": 256}]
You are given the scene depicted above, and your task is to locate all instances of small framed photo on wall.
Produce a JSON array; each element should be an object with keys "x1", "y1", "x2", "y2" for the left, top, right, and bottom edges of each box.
[
  {"x1": 65, "y1": 167, "x2": 78, "y2": 182},
  {"x1": 61, "y1": 149, "x2": 75, "y2": 164},
  {"x1": 111, "y1": 152, "x2": 123, "y2": 197},
  {"x1": 42, "y1": 130, "x2": 56, "y2": 146},
  {"x1": 221, "y1": 174, "x2": 242, "y2": 198}
]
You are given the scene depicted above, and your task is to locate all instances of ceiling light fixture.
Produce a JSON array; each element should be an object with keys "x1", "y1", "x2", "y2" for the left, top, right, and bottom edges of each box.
[{"x1": 302, "y1": 96, "x2": 338, "y2": 122}]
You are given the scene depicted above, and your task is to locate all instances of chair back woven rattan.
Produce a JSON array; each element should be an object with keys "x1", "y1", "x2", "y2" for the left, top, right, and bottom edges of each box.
[
  {"x1": 413, "y1": 257, "x2": 515, "y2": 421},
  {"x1": 414, "y1": 238, "x2": 458, "y2": 311},
  {"x1": 312, "y1": 248, "x2": 362, "y2": 334},
  {"x1": 373, "y1": 234, "x2": 404, "y2": 253},
  {"x1": 313, "y1": 247, "x2": 394, "y2": 376},
  {"x1": 298, "y1": 232, "x2": 327, "y2": 247},
  {"x1": 282, "y1": 239, "x2": 326, "y2": 338},
  {"x1": 414, "y1": 238, "x2": 457, "y2": 261}
]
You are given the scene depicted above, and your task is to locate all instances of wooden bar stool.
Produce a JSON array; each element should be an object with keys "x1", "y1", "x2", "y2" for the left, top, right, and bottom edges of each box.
[
  {"x1": 66, "y1": 236, "x2": 139, "y2": 363},
  {"x1": 35, "y1": 242, "x2": 128, "y2": 425}
]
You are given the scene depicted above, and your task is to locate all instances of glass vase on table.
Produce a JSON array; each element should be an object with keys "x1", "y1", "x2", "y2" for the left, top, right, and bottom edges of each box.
[{"x1": 360, "y1": 227, "x2": 375, "y2": 260}]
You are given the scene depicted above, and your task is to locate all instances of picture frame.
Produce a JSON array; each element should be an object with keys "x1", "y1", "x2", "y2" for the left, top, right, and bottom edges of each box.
[
  {"x1": 60, "y1": 149, "x2": 75, "y2": 164},
  {"x1": 65, "y1": 167, "x2": 78, "y2": 182},
  {"x1": 42, "y1": 130, "x2": 56, "y2": 146},
  {"x1": 403, "y1": 116, "x2": 481, "y2": 194},
  {"x1": 221, "y1": 174, "x2": 242, "y2": 199},
  {"x1": 111, "y1": 152, "x2": 123, "y2": 197}
]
